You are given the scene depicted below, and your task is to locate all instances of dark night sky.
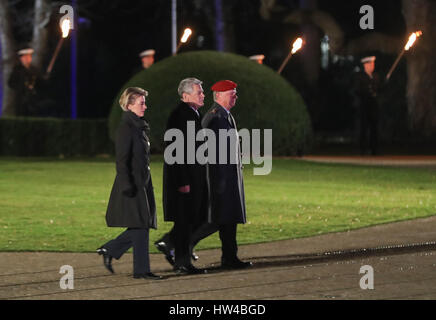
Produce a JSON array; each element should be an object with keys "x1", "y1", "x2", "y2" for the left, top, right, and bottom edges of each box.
[
  {"x1": 319, "y1": 0, "x2": 405, "y2": 38},
  {"x1": 9, "y1": 0, "x2": 406, "y2": 119}
]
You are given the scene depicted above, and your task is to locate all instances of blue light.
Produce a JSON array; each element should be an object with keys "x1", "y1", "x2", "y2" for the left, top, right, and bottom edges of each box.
[{"x1": 215, "y1": 0, "x2": 224, "y2": 52}]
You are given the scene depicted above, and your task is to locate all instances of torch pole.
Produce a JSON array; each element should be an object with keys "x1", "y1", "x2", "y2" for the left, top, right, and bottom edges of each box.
[
  {"x1": 277, "y1": 51, "x2": 293, "y2": 75},
  {"x1": 46, "y1": 37, "x2": 65, "y2": 75},
  {"x1": 174, "y1": 42, "x2": 182, "y2": 55},
  {"x1": 386, "y1": 49, "x2": 406, "y2": 81}
]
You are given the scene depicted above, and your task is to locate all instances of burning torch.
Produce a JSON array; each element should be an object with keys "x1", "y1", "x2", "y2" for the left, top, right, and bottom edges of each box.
[
  {"x1": 175, "y1": 28, "x2": 193, "y2": 55},
  {"x1": 386, "y1": 31, "x2": 423, "y2": 81},
  {"x1": 46, "y1": 18, "x2": 71, "y2": 75},
  {"x1": 278, "y1": 37, "x2": 304, "y2": 75}
]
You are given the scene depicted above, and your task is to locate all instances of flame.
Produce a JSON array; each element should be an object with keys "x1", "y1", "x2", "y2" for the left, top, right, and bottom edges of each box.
[
  {"x1": 181, "y1": 28, "x2": 192, "y2": 43},
  {"x1": 291, "y1": 37, "x2": 303, "y2": 54},
  {"x1": 61, "y1": 19, "x2": 71, "y2": 38},
  {"x1": 405, "y1": 31, "x2": 422, "y2": 51}
]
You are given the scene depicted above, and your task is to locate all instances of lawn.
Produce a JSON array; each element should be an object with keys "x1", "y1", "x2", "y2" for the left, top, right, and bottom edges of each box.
[{"x1": 0, "y1": 156, "x2": 435, "y2": 252}]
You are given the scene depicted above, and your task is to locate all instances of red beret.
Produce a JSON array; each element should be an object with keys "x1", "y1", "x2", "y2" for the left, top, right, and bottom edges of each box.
[{"x1": 211, "y1": 80, "x2": 237, "y2": 92}]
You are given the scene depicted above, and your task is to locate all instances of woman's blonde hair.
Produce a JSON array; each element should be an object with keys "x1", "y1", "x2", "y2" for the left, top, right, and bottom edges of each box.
[{"x1": 119, "y1": 87, "x2": 149, "y2": 111}]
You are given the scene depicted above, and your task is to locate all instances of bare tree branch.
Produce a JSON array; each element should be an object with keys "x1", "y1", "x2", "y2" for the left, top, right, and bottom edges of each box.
[
  {"x1": 402, "y1": 0, "x2": 436, "y2": 135},
  {"x1": 0, "y1": 0, "x2": 18, "y2": 115},
  {"x1": 32, "y1": 0, "x2": 52, "y2": 70}
]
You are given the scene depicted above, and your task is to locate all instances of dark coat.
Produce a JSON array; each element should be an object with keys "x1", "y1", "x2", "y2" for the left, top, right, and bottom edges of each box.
[
  {"x1": 352, "y1": 71, "x2": 382, "y2": 154},
  {"x1": 106, "y1": 111, "x2": 157, "y2": 229},
  {"x1": 202, "y1": 103, "x2": 246, "y2": 225},
  {"x1": 162, "y1": 102, "x2": 209, "y2": 223},
  {"x1": 353, "y1": 71, "x2": 381, "y2": 121}
]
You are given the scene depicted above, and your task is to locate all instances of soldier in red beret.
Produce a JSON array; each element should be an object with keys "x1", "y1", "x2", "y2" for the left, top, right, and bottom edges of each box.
[{"x1": 188, "y1": 80, "x2": 252, "y2": 269}]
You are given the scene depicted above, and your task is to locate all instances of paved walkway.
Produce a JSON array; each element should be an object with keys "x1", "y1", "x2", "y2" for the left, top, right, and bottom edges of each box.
[
  {"x1": 1, "y1": 216, "x2": 435, "y2": 300},
  {"x1": 1, "y1": 156, "x2": 435, "y2": 301}
]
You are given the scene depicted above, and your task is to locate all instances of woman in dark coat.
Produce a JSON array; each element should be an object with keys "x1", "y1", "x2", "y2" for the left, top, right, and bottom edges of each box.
[{"x1": 97, "y1": 87, "x2": 161, "y2": 280}]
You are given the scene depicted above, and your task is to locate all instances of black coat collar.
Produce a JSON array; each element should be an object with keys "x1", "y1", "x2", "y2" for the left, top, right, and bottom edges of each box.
[
  {"x1": 179, "y1": 101, "x2": 201, "y2": 117},
  {"x1": 213, "y1": 102, "x2": 230, "y2": 117},
  {"x1": 123, "y1": 111, "x2": 150, "y2": 132}
]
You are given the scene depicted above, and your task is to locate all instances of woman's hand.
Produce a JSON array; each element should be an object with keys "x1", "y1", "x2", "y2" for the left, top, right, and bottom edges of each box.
[
  {"x1": 178, "y1": 185, "x2": 190, "y2": 193},
  {"x1": 123, "y1": 186, "x2": 137, "y2": 197}
]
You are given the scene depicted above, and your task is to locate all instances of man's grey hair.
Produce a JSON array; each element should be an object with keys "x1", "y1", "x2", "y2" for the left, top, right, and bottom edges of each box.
[{"x1": 178, "y1": 78, "x2": 203, "y2": 98}]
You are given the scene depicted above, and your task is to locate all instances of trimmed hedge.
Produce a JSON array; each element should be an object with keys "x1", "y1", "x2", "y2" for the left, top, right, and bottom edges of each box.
[
  {"x1": 109, "y1": 51, "x2": 313, "y2": 155},
  {"x1": 0, "y1": 117, "x2": 113, "y2": 157}
]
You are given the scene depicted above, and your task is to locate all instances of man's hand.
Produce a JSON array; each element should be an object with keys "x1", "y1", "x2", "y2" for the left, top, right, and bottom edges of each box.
[
  {"x1": 123, "y1": 186, "x2": 137, "y2": 197},
  {"x1": 178, "y1": 185, "x2": 190, "y2": 193}
]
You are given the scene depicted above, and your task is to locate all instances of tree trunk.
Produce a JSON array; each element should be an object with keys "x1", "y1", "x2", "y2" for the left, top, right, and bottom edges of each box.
[
  {"x1": 0, "y1": 0, "x2": 17, "y2": 116},
  {"x1": 299, "y1": 0, "x2": 320, "y2": 86},
  {"x1": 223, "y1": 1, "x2": 236, "y2": 52},
  {"x1": 32, "y1": 0, "x2": 52, "y2": 71},
  {"x1": 214, "y1": 0, "x2": 236, "y2": 52},
  {"x1": 402, "y1": 0, "x2": 436, "y2": 136}
]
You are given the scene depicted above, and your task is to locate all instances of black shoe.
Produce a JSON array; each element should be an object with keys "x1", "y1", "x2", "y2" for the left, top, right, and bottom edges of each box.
[
  {"x1": 133, "y1": 272, "x2": 164, "y2": 280},
  {"x1": 221, "y1": 258, "x2": 253, "y2": 270},
  {"x1": 97, "y1": 247, "x2": 114, "y2": 274},
  {"x1": 189, "y1": 244, "x2": 199, "y2": 261},
  {"x1": 155, "y1": 241, "x2": 175, "y2": 266},
  {"x1": 191, "y1": 252, "x2": 199, "y2": 261},
  {"x1": 174, "y1": 264, "x2": 207, "y2": 275}
]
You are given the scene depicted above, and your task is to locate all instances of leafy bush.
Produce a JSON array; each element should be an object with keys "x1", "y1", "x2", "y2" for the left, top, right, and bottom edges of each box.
[{"x1": 109, "y1": 51, "x2": 312, "y2": 155}]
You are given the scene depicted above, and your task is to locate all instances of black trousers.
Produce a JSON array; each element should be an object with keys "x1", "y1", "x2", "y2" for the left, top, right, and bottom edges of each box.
[
  {"x1": 359, "y1": 108, "x2": 379, "y2": 155},
  {"x1": 103, "y1": 228, "x2": 150, "y2": 275},
  {"x1": 173, "y1": 193, "x2": 193, "y2": 267},
  {"x1": 163, "y1": 222, "x2": 239, "y2": 263},
  {"x1": 174, "y1": 218, "x2": 193, "y2": 267},
  {"x1": 192, "y1": 223, "x2": 238, "y2": 262}
]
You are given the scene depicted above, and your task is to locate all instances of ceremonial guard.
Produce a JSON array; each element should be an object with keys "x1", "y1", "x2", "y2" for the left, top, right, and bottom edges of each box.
[
  {"x1": 131, "y1": 49, "x2": 156, "y2": 76},
  {"x1": 8, "y1": 48, "x2": 45, "y2": 116},
  {"x1": 98, "y1": 87, "x2": 162, "y2": 280},
  {"x1": 139, "y1": 49, "x2": 155, "y2": 70},
  {"x1": 199, "y1": 80, "x2": 252, "y2": 269},
  {"x1": 353, "y1": 56, "x2": 381, "y2": 155}
]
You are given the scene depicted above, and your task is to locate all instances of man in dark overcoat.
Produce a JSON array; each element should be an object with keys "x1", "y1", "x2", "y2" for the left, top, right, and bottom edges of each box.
[
  {"x1": 161, "y1": 78, "x2": 209, "y2": 274},
  {"x1": 196, "y1": 80, "x2": 252, "y2": 269}
]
